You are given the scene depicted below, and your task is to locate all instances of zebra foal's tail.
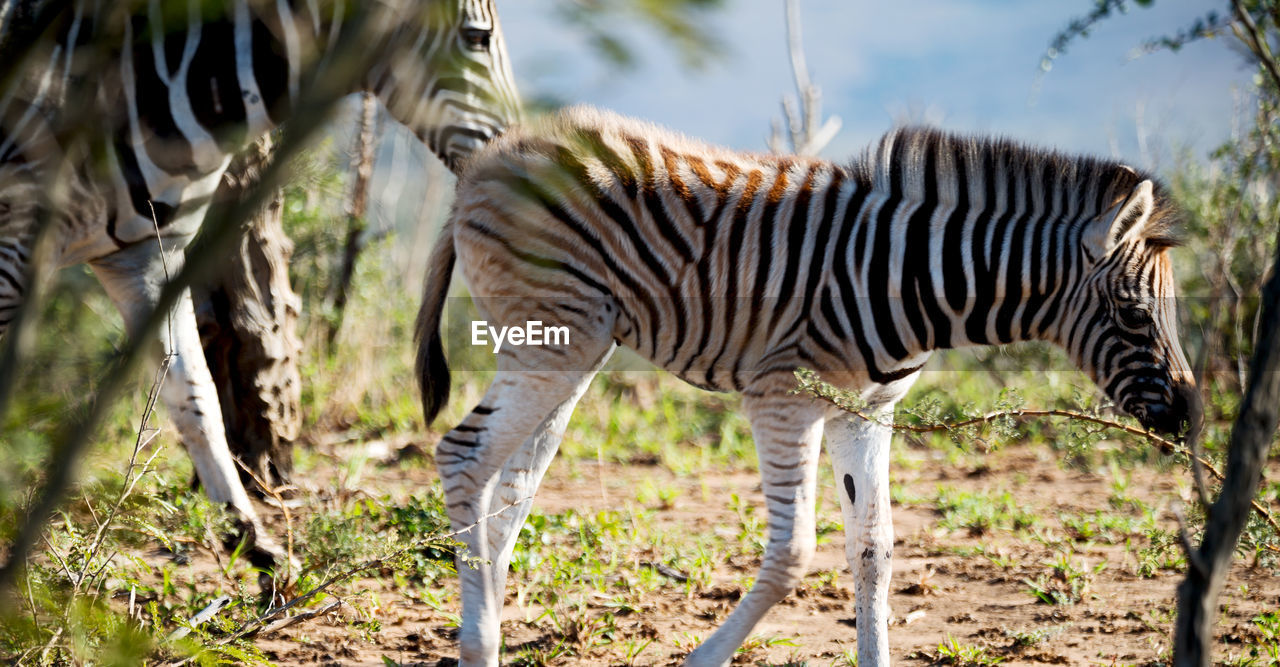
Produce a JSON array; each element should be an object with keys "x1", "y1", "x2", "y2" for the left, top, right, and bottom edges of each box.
[{"x1": 415, "y1": 219, "x2": 456, "y2": 425}]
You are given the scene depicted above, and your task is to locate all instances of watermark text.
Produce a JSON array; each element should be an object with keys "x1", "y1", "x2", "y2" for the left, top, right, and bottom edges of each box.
[{"x1": 471, "y1": 320, "x2": 570, "y2": 353}]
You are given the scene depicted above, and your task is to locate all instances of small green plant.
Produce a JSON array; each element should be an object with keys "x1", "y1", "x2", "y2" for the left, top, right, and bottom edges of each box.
[
  {"x1": 672, "y1": 631, "x2": 705, "y2": 652},
  {"x1": 1135, "y1": 528, "x2": 1188, "y2": 578},
  {"x1": 1059, "y1": 509, "x2": 1138, "y2": 544},
  {"x1": 737, "y1": 634, "x2": 799, "y2": 653},
  {"x1": 934, "y1": 634, "x2": 1004, "y2": 666},
  {"x1": 831, "y1": 646, "x2": 858, "y2": 665},
  {"x1": 635, "y1": 478, "x2": 682, "y2": 509},
  {"x1": 979, "y1": 544, "x2": 1017, "y2": 570},
  {"x1": 1024, "y1": 552, "x2": 1103, "y2": 605},
  {"x1": 934, "y1": 486, "x2": 1038, "y2": 536},
  {"x1": 621, "y1": 637, "x2": 655, "y2": 666},
  {"x1": 1003, "y1": 624, "x2": 1066, "y2": 648},
  {"x1": 1244, "y1": 610, "x2": 1280, "y2": 664},
  {"x1": 510, "y1": 637, "x2": 573, "y2": 666}
]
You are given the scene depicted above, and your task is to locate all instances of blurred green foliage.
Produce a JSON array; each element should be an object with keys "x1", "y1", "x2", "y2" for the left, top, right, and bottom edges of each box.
[{"x1": 554, "y1": 0, "x2": 726, "y2": 71}]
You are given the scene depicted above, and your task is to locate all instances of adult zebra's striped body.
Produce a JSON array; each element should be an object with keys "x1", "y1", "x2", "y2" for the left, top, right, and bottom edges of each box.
[
  {"x1": 0, "y1": 0, "x2": 520, "y2": 566},
  {"x1": 416, "y1": 106, "x2": 1199, "y2": 666}
]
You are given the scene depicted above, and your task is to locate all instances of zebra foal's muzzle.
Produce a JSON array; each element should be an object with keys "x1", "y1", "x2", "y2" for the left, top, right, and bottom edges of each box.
[{"x1": 1129, "y1": 380, "x2": 1202, "y2": 440}]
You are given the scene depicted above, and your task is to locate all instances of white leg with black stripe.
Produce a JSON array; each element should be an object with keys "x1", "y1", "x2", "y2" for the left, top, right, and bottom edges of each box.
[
  {"x1": 440, "y1": 340, "x2": 614, "y2": 667},
  {"x1": 482, "y1": 343, "x2": 616, "y2": 606},
  {"x1": 824, "y1": 403, "x2": 897, "y2": 666}
]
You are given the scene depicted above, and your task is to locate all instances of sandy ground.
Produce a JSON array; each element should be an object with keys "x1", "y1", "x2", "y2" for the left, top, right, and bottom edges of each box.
[{"x1": 179, "y1": 439, "x2": 1278, "y2": 666}]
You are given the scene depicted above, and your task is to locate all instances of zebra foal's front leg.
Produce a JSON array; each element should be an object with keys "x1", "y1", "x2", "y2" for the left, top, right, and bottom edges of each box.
[
  {"x1": 824, "y1": 405, "x2": 897, "y2": 666},
  {"x1": 684, "y1": 391, "x2": 825, "y2": 667}
]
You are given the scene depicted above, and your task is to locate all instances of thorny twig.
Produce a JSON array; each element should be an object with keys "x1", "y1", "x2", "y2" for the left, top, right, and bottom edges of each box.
[
  {"x1": 148, "y1": 201, "x2": 175, "y2": 348},
  {"x1": 234, "y1": 458, "x2": 297, "y2": 589},
  {"x1": 797, "y1": 373, "x2": 1280, "y2": 548},
  {"x1": 258, "y1": 599, "x2": 341, "y2": 635},
  {"x1": 77, "y1": 355, "x2": 171, "y2": 594}
]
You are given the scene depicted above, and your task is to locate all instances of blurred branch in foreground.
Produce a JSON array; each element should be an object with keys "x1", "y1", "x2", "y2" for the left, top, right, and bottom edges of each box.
[
  {"x1": 0, "y1": 5, "x2": 384, "y2": 601},
  {"x1": 555, "y1": 0, "x2": 727, "y2": 71}
]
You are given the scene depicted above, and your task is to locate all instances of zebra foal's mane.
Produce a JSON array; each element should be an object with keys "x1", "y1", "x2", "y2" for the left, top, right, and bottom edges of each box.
[{"x1": 855, "y1": 125, "x2": 1183, "y2": 249}]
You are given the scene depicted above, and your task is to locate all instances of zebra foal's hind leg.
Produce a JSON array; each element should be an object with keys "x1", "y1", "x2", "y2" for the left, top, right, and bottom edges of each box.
[
  {"x1": 440, "y1": 311, "x2": 615, "y2": 667},
  {"x1": 481, "y1": 341, "x2": 616, "y2": 606},
  {"x1": 684, "y1": 386, "x2": 826, "y2": 667}
]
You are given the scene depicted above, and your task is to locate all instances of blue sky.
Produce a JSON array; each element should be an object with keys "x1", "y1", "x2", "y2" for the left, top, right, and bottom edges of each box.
[{"x1": 499, "y1": 0, "x2": 1255, "y2": 171}]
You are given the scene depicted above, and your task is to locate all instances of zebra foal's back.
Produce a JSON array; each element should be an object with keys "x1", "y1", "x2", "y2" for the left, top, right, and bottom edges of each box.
[{"x1": 448, "y1": 106, "x2": 860, "y2": 394}]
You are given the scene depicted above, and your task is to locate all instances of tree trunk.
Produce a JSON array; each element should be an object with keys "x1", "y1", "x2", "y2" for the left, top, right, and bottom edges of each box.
[
  {"x1": 328, "y1": 91, "x2": 379, "y2": 351},
  {"x1": 1174, "y1": 229, "x2": 1280, "y2": 665},
  {"x1": 194, "y1": 136, "x2": 303, "y2": 495}
]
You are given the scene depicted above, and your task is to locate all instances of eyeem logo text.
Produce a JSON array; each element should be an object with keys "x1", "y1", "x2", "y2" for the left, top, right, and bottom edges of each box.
[{"x1": 471, "y1": 320, "x2": 570, "y2": 353}]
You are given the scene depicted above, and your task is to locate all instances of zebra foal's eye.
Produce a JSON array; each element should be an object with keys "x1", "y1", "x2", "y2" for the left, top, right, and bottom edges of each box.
[
  {"x1": 460, "y1": 27, "x2": 491, "y2": 52},
  {"x1": 1117, "y1": 305, "x2": 1153, "y2": 329}
]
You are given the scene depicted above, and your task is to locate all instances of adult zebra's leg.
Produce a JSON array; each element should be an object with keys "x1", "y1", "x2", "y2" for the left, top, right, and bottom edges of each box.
[
  {"x1": 685, "y1": 388, "x2": 825, "y2": 667},
  {"x1": 89, "y1": 241, "x2": 284, "y2": 567},
  {"x1": 482, "y1": 342, "x2": 616, "y2": 605},
  {"x1": 824, "y1": 405, "x2": 897, "y2": 666},
  {"x1": 441, "y1": 333, "x2": 614, "y2": 667}
]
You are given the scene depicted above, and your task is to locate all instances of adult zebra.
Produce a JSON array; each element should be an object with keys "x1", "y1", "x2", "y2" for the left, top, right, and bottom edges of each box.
[
  {"x1": 416, "y1": 106, "x2": 1200, "y2": 666},
  {"x1": 0, "y1": 0, "x2": 520, "y2": 565}
]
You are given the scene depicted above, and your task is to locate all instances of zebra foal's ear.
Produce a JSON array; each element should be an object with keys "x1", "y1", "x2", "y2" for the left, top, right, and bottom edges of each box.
[{"x1": 1083, "y1": 179, "x2": 1155, "y2": 258}]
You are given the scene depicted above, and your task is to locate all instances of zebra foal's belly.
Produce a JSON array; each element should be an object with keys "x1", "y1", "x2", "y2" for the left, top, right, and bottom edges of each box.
[{"x1": 603, "y1": 292, "x2": 806, "y2": 394}]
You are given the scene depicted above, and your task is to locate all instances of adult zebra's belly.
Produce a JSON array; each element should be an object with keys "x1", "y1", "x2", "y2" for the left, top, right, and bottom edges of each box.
[{"x1": 59, "y1": 157, "x2": 227, "y2": 267}]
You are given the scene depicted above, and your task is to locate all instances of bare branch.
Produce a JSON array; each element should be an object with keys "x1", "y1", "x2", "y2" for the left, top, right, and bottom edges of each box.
[
  {"x1": 769, "y1": 0, "x2": 841, "y2": 156},
  {"x1": 1232, "y1": 0, "x2": 1280, "y2": 93},
  {"x1": 800, "y1": 374, "x2": 1280, "y2": 545}
]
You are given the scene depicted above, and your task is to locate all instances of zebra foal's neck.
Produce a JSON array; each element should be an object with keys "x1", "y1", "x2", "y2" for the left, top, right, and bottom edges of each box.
[{"x1": 843, "y1": 127, "x2": 1143, "y2": 355}]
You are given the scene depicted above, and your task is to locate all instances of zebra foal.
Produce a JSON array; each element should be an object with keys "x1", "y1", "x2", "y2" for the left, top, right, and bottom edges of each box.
[
  {"x1": 416, "y1": 106, "x2": 1199, "y2": 666},
  {"x1": 0, "y1": 0, "x2": 520, "y2": 566}
]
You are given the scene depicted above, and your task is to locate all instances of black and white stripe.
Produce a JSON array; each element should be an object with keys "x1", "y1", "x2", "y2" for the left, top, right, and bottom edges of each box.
[
  {"x1": 2, "y1": 0, "x2": 521, "y2": 266},
  {"x1": 416, "y1": 106, "x2": 1199, "y2": 666}
]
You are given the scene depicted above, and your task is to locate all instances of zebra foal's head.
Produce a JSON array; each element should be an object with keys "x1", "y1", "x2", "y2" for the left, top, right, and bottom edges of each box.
[{"x1": 1062, "y1": 169, "x2": 1200, "y2": 438}]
